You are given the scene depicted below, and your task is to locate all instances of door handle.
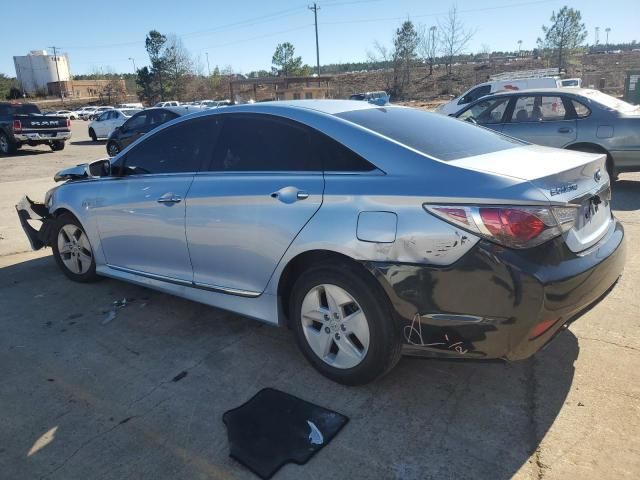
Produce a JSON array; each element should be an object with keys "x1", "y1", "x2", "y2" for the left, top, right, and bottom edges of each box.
[
  {"x1": 157, "y1": 193, "x2": 182, "y2": 204},
  {"x1": 558, "y1": 127, "x2": 573, "y2": 133},
  {"x1": 270, "y1": 186, "x2": 309, "y2": 204}
]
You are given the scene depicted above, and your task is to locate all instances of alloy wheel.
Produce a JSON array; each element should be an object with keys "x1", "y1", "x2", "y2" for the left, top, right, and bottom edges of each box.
[
  {"x1": 107, "y1": 142, "x2": 119, "y2": 156},
  {"x1": 57, "y1": 224, "x2": 93, "y2": 275},
  {"x1": 300, "y1": 284, "x2": 370, "y2": 369}
]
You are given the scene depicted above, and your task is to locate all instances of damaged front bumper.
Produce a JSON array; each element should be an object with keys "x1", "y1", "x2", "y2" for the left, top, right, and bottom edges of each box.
[{"x1": 15, "y1": 196, "x2": 55, "y2": 250}]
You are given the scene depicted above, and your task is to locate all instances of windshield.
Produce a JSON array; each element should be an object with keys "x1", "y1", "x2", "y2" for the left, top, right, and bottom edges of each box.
[
  {"x1": 337, "y1": 106, "x2": 524, "y2": 161},
  {"x1": 583, "y1": 90, "x2": 638, "y2": 113}
]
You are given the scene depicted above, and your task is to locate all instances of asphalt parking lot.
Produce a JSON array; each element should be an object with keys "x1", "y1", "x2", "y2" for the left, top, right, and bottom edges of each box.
[{"x1": 1, "y1": 120, "x2": 639, "y2": 479}]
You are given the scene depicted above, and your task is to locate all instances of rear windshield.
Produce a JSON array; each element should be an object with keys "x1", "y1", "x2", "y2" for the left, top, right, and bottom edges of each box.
[
  {"x1": 336, "y1": 107, "x2": 524, "y2": 160},
  {"x1": 0, "y1": 104, "x2": 41, "y2": 115}
]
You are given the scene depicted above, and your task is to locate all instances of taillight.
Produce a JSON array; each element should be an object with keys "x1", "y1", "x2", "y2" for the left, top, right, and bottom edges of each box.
[
  {"x1": 66, "y1": 118, "x2": 71, "y2": 128},
  {"x1": 13, "y1": 120, "x2": 21, "y2": 133},
  {"x1": 424, "y1": 204, "x2": 577, "y2": 249}
]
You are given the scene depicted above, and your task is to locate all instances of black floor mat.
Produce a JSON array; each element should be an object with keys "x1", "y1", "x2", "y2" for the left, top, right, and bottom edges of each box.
[{"x1": 223, "y1": 388, "x2": 349, "y2": 479}]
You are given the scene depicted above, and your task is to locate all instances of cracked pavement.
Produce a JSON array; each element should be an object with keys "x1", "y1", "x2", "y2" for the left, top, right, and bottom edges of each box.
[{"x1": 0, "y1": 122, "x2": 639, "y2": 479}]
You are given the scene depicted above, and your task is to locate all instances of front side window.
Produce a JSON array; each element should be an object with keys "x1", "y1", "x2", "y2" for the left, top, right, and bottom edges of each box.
[
  {"x1": 123, "y1": 118, "x2": 217, "y2": 175},
  {"x1": 123, "y1": 112, "x2": 147, "y2": 131},
  {"x1": 458, "y1": 97, "x2": 510, "y2": 125},
  {"x1": 208, "y1": 115, "x2": 320, "y2": 171},
  {"x1": 149, "y1": 109, "x2": 177, "y2": 127},
  {"x1": 97, "y1": 112, "x2": 109, "y2": 121},
  {"x1": 511, "y1": 96, "x2": 568, "y2": 122}
]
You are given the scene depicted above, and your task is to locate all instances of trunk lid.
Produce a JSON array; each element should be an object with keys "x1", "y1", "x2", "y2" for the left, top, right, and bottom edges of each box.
[{"x1": 449, "y1": 145, "x2": 612, "y2": 252}]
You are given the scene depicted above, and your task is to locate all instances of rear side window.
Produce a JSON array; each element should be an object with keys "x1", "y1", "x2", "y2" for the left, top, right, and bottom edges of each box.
[
  {"x1": 209, "y1": 115, "x2": 320, "y2": 171},
  {"x1": 571, "y1": 100, "x2": 591, "y2": 118},
  {"x1": 511, "y1": 96, "x2": 568, "y2": 122},
  {"x1": 124, "y1": 117, "x2": 218, "y2": 175},
  {"x1": 317, "y1": 135, "x2": 375, "y2": 172},
  {"x1": 337, "y1": 107, "x2": 523, "y2": 161}
]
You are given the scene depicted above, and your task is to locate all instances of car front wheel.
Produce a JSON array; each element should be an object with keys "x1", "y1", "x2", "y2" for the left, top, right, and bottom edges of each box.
[
  {"x1": 290, "y1": 262, "x2": 402, "y2": 385},
  {"x1": 52, "y1": 214, "x2": 99, "y2": 282}
]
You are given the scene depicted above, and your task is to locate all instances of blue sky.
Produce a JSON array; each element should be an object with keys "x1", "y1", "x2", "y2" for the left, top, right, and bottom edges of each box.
[{"x1": 1, "y1": 0, "x2": 638, "y2": 77}]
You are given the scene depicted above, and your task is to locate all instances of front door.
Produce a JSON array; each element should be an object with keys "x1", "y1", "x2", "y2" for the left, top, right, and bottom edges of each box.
[
  {"x1": 501, "y1": 95, "x2": 577, "y2": 148},
  {"x1": 186, "y1": 114, "x2": 324, "y2": 295},
  {"x1": 95, "y1": 117, "x2": 214, "y2": 281}
]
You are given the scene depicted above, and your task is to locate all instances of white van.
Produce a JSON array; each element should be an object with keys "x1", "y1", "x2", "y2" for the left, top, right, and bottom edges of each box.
[{"x1": 436, "y1": 77, "x2": 562, "y2": 116}]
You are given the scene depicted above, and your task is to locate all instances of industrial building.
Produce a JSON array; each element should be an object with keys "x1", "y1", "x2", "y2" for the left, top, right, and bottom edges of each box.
[{"x1": 13, "y1": 50, "x2": 71, "y2": 96}]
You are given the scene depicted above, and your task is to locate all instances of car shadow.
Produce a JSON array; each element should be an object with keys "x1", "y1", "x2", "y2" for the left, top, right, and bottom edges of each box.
[
  {"x1": 0, "y1": 254, "x2": 578, "y2": 480},
  {"x1": 612, "y1": 180, "x2": 640, "y2": 211},
  {"x1": 70, "y1": 140, "x2": 106, "y2": 146},
  {"x1": 11, "y1": 148, "x2": 51, "y2": 156}
]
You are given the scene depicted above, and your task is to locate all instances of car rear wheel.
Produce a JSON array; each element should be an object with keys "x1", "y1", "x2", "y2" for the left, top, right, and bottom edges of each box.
[
  {"x1": 52, "y1": 214, "x2": 99, "y2": 282},
  {"x1": 290, "y1": 262, "x2": 402, "y2": 385},
  {"x1": 89, "y1": 128, "x2": 97, "y2": 141},
  {"x1": 50, "y1": 141, "x2": 65, "y2": 151},
  {"x1": 106, "y1": 141, "x2": 120, "y2": 156},
  {"x1": 0, "y1": 132, "x2": 17, "y2": 155}
]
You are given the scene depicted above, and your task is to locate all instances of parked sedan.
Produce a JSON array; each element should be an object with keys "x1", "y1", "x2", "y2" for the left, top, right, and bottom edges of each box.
[
  {"x1": 455, "y1": 88, "x2": 640, "y2": 177},
  {"x1": 51, "y1": 110, "x2": 76, "y2": 120},
  {"x1": 104, "y1": 107, "x2": 188, "y2": 156},
  {"x1": 88, "y1": 108, "x2": 142, "y2": 140},
  {"x1": 16, "y1": 101, "x2": 625, "y2": 385}
]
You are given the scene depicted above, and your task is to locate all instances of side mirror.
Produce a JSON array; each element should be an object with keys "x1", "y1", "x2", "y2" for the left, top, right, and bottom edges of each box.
[{"x1": 87, "y1": 158, "x2": 111, "y2": 177}]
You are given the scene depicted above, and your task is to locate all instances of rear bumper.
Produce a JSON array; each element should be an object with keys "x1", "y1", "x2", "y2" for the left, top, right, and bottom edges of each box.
[
  {"x1": 364, "y1": 218, "x2": 625, "y2": 360},
  {"x1": 15, "y1": 131, "x2": 71, "y2": 143}
]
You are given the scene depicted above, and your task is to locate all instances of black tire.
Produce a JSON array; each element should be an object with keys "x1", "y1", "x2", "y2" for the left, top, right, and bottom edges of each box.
[
  {"x1": 50, "y1": 141, "x2": 65, "y2": 151},
  {"x1": 290, "y1": 261, "x2": 402, "y2": 385},
  {"x1": 0, "y1": 132, "x2": 17, "y2": 155},
  {"x1": 52, "y1": 213, "x2": 100, "y2": 283},
  {"x1": 106, "y1": 141, "x2": 120, "y2": 157},
  {"x1": 89, "y1": 128, "x2": 97, "y2": 141}
]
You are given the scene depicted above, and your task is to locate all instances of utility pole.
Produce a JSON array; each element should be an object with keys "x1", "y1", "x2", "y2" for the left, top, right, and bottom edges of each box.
[
  {"x1": 49, "y1": 46, "x2": 64, "y2": 104},
  {"x1": 309, "y1": 3, "x2": 320, "y2": 77},
  {"x1": 128, "y1": 57, "x2": 136, "y2": 73},
  {"x1": 206, "y1": 52, "x2": 211, "y2": 76}
]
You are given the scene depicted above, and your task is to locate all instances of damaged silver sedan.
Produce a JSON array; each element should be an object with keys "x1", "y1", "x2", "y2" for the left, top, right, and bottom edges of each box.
[{"x1": 17, "y1": 100, "x2": 625, "y2": 385}]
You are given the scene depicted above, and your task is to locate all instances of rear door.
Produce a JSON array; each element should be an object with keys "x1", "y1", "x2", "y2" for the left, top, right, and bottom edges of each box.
[
  {"x1": 186, "y1": 113, "x2": 324, "y2": 295},
  {"x1": 95, "y1": 117, "x2": 215, "y2": 281},
  {"x1": 502, "y1": 95, "x2": 577, "y2": 147}
]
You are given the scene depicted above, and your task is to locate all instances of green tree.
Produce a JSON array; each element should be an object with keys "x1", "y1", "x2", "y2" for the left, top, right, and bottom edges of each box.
[
  {"x1": 392, "y1": 20, "x2": 419, "y2": 98},
  {"x1": 145, "y1": 30, "x2": 168, "y2": 100},
  {"x1": 538, "y1": 6, "x2": 587, "y2": 70},
  {"x1": 0, "y1": 74, "x2": 19, "y2": 99},
  {"x1": 135, "y1": 66, "x2": 155, "y2": 103},
  {"x1": 271, "y1": 42, "x2": 303, "y2": 77}
]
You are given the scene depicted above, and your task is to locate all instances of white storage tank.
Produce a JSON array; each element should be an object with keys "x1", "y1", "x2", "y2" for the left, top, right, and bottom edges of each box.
[{"x1": 13, "y1": 50, "x2": 71, "y2": 95}]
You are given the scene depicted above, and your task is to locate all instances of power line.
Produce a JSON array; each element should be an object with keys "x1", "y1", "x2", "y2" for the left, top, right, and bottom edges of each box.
[{"x1": 321, "y1": 0, "x2": 558, "y2": 26}]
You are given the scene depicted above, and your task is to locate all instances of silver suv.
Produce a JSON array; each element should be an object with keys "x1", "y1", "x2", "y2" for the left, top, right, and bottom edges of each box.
[{"x1": 17, "y1": 100, "x2": 625, "y2": 385}]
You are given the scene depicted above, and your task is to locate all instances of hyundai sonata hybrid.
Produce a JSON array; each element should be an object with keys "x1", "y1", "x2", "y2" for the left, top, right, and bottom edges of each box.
[{"x1": 16, "y1": 100, "x2": 625, "y2": 385}]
